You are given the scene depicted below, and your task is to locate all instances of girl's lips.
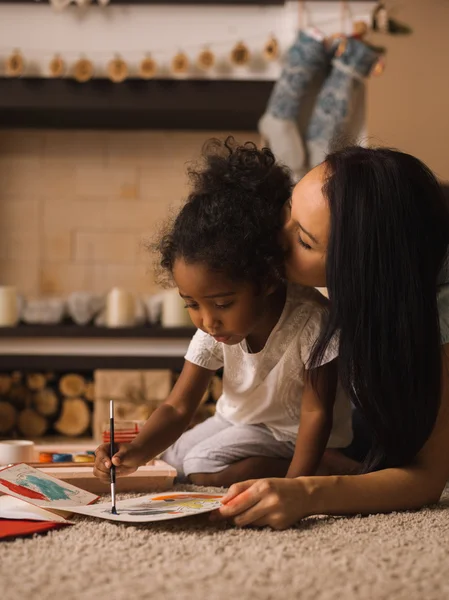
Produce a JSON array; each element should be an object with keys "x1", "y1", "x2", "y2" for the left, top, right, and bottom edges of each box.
[{"x1": 213, "y1": 335, "x2": 231, "y2": 343}]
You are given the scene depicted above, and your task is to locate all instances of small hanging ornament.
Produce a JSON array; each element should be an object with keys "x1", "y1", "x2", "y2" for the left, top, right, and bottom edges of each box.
[
  {"x1": 139, "y1": 55, "x2": 157, "y2": 79},
  {"x1": 73, "y1": 57, "x2": 94, "y2": 83},
  {"x1": 352, "y1": 21, "x2": 368, "y2": 40},
  {"x1": 171, "y1": 51, "x2": 189, "y2": 75},
  {"x1": 372, "y1": 2, "x2": 389, "y2": 33},
  {"x1": 263, "y1": 35, "x2": 279, "y2": 61},
  {"x1": 5, "y1": 50, "x2": 25, "y2": 77},
  {"x1": 230, "y1": 42, "x2": 250, "y2": 67},
  {"x1": 49, "y1": 54, "x2": 65, "y2": 78},
  {"x1": 335, "y1": 37, "x2": 347, "y2": 58},
  {"x1": 197, "y1": 48, "x2": 215, "y2": 71},
  {"x1": 371, "y1": 56, "x2": 386, "y2": 77},
  {"x1": 107, "y1": 55, "x2": 128, "y2": 83}
]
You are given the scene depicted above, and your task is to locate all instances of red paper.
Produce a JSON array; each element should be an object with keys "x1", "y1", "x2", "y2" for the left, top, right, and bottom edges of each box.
[{"x1": 0, "y1": 519, "x2": 69, "y2": 540}]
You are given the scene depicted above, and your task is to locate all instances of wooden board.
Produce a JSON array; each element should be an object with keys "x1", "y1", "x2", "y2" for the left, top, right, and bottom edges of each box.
[
  {"x1": 36, "y1": 460, "x2": 176, "y2": 495},
  {"x1": 32, "y1": 443, "x2": 177, "y2": 494}
]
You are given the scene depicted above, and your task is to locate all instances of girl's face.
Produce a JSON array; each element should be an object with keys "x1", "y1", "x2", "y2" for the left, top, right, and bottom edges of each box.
[
  {"x1": 172, "y1": 259, "x2": 271, "y2": 346},
  {"x1": 283, "y1": 163, "x2": 330, "y2": 288}
]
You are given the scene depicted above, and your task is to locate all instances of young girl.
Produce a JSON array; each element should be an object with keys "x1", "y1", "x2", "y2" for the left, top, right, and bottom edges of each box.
[{"x1": 93, "y1": 139, "x2": 352, "y2": 488}]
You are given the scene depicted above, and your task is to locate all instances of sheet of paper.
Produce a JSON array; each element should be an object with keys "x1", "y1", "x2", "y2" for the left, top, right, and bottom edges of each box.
[
  {"x1": 65, "y1": 492, "x2": 225, "y2": 523},
  {"x1": 0, "y1": 463, "x2": 99, "y2": 509},
  {"x1": 0, "y1": 495, "x2": 69, "y2": 523}
]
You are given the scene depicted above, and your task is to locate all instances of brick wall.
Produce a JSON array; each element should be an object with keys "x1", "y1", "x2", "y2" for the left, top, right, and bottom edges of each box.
[{"x1": 0, "y1": 129, "x2": 256, "y2": 298}]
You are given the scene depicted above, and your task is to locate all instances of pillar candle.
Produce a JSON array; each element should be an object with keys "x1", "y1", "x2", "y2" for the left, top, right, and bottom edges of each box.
[
  {"x1": 105, "y1": 287, "x2": 135, "y2": 327},
  {"x1": 0, "y1": 286, "x2": 19, "y2": 327},
  {"x1": 161, "y1": 289, "x2": 192, "y2": 328}
]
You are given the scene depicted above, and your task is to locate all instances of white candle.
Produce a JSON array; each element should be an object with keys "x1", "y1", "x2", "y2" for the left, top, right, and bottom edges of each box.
[
  {"x1": 161, "y1": 289, "x2": 192, "y2": 328},
  {"x1": 105, "y1": 287, "x2": 135, "y2": 327},
  {"x1": 0, "y1": 286, "x2": 19, "y2": 327},
  {"x1": 0, "y1": 440, "x2": 35, "y2": 465}
]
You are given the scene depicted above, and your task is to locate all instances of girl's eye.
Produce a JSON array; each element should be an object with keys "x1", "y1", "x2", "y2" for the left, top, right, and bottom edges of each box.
[
  {"x1": 215, "y1": 302, "x2": 233, "y2": 310},
  {"x1": 184, "y1": 304, "x2": 199, "y2": 310},
  {"x1": 297, "y1": 235, "x2": 312, "y2": 250}
]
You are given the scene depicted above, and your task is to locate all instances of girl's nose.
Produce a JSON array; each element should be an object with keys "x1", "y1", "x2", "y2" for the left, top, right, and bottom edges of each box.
[{"x1": 202, "y1": 312, "x2": 221, "y2": 334}]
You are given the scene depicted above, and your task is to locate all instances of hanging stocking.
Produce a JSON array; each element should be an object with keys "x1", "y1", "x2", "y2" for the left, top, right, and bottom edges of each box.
[
  {"x1": 306, "y1": 37, "x2": 380, "y2": 169},
  {"x1": 258, "y1": 29, "x2": 330, "y2": 181}
]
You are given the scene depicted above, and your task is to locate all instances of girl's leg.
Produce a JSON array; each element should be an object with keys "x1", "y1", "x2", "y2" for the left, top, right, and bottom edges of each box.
[
  {"x1": 183, "y1": 423, "x2": 295, "y2": 487},
  {"x1": 189, "y1": 457, "x2": 290, "y2": 487},
  {"x1": 161, "y1": 413, "x2": 231, "y2": 482}
]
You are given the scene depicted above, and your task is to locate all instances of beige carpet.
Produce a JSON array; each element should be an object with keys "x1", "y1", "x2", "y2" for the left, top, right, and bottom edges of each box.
[{"x1": 2, "y1": 484, "x2": 449, "y2": 600}]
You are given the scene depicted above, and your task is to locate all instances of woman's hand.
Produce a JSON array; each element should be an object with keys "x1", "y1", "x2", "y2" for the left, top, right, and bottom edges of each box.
[{"x1": 213, "y1": 477, "x2": 312, "y2": 530}]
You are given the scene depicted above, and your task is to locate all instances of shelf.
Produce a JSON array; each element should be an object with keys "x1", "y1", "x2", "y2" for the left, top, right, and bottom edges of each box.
[
  {"x1": 0, "y1": 1, "x2": 286, "y2": 4},
  {"x1": 0, "y1": 78, "x2": 274, "y2": 130},
  {"x1": 0, "y1": 325, "x2": 195, "y2": 371},
  {"x1": 0, "y1": 324, "x2": 195, "y2": 338}
]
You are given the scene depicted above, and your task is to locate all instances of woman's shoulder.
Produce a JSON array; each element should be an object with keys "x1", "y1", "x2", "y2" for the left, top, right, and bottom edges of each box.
[{"x1": 286, "y1": 283, "x2": 330, "y2": 312}]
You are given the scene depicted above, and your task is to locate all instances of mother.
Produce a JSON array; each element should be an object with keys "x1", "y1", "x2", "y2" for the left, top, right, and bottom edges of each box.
[{"x1": 216, "y1": 145, "x2": 449, "y2": 529}]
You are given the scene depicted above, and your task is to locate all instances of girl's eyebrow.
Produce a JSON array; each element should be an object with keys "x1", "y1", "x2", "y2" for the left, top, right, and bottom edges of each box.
[{"x1": 180, "y1": 292, "x2": 236, "y2": 299}]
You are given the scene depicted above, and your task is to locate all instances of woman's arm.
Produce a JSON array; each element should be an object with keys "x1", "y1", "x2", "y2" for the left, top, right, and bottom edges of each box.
[
  {"x1": 286, "y1": 360, "x2": 337, "y2": 477},
  {"x1": 310, "y1": 345, "x2": 449, "y2": 515},
  {"x1": 217, "y1": 346, "x2": 449, "y2": 528}
]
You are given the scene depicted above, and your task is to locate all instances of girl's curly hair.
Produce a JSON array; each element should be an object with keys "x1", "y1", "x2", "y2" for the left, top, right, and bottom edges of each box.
[{"x1": 157, "y1": 137, "x2": 292, "y2": 286}]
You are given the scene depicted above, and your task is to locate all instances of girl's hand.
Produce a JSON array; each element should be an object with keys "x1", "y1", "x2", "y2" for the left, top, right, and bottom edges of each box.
[
  {"x1": 213, "y1": 478, "x2": 311, "y2": 530},
  {"x1": 93, "y1": 442, "x2": 148, "y2": 482}
]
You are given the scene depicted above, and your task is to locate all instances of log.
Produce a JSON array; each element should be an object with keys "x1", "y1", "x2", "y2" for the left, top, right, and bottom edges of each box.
[
  {"x1": 11, "y1": 371, "x2": 22, "y2": 383},
  {"x1": 0, "y1": 374, "x2": 12, "y2": 395},
  {"x1": 18, "y1": 408, "x2": 48, "y2": 437},
  {"x1": 33, "y1": 388, "x2": 59, "y2": 417},
  {"x1": 210, "y1": 376, "x2": 223, "y2": 402},
  {"x1": 0, "y1": 401, "x2": 17, "y2": 434},
  {"x1": 84, "y1": 382, "x2": 95, "y2": 402},
  {"x1": 59, "y1": 374, "x2": 86, "y2": 398},
  {"x1": 26, "y1": 373, "x2": 47, "y2": 391},
  {"x1": 54, "y1": 398, "x2": 91, "y2": 436},
  {"x1": 8, "y1": 384, "x2": 33, "y2": 410}
]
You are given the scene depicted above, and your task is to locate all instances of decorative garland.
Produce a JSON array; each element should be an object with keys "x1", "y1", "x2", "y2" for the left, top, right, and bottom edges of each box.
[{"x1": 1, "y1": 36, "x2": 280, "y2": 82}]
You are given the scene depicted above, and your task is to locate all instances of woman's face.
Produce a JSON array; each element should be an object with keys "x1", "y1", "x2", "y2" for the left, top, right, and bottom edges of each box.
[{"x1": 283, "y1": 163, "x2": 330, "y2": 288}]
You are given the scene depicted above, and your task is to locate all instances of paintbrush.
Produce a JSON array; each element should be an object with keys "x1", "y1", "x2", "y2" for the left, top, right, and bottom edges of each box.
[{"x1": 110, "y1": 399, "x2": 117, "y2": 515}]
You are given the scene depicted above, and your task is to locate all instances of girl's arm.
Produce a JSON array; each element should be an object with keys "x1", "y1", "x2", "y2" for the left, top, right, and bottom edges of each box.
[
  {"x1": 286, "y1": 360, "x2": 337, "y2": 478},
  {"x1": 94, "y1": 360, "x2": 214, "y2": 480},
  {"x1": 129, "y1": 360, "x2": 215, "y2": 462},
  {"x1": 217, "y1": 346, "x2": 449, "y2": 528}
]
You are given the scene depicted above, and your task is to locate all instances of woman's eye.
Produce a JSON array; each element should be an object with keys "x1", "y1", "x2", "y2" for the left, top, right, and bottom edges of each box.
[
  {"x1": 184, "y1": 304, "x2": 199, "y2": 310},
  {"x1": 297, "y1": 235, "x2": 312, "y2": 250}
]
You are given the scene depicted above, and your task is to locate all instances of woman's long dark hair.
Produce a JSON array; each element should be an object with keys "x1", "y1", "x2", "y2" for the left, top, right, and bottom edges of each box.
[{"x1": 310, "y1": 146, "x2": 449, "y2": 471}]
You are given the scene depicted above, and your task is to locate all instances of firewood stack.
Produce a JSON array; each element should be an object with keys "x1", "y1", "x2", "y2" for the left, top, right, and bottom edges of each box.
[
  {"x1": 0, "y1": 372, "x2": 94, "y2": 439},
  {"x1": 0, "y1": 368, "x2": 222, "y2": 441}
]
